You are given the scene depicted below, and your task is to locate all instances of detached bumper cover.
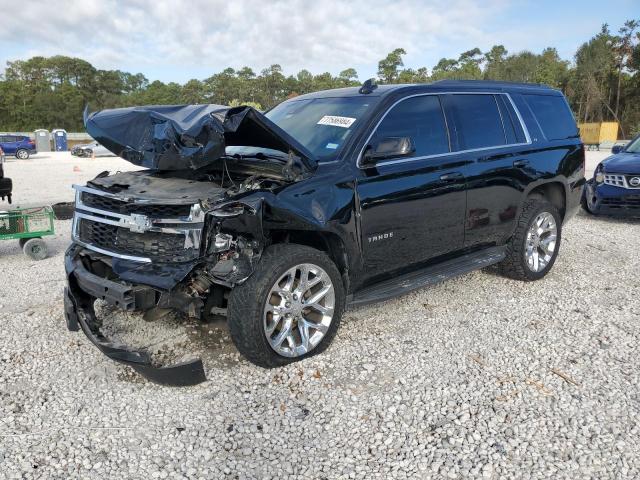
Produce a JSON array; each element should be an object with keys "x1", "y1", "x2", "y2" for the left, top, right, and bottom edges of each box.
[{"x1": 64, "y1": 247, "x2": 206, "y2": 386}]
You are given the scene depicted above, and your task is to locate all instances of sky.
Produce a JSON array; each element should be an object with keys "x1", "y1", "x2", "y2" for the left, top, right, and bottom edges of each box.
[{"x1": 0, "y1": 0, "x2": 637, "y2": 83}]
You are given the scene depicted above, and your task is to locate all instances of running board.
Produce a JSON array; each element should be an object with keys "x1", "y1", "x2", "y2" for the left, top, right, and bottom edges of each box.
[{"x1": 348, "y1": 246, "x2": 506, "y2": 308}]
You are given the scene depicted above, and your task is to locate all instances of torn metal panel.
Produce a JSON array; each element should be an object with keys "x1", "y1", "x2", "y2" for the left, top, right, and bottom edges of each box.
[{"x1": 84, "y1": 104, "x2": 317, "y2": 172}]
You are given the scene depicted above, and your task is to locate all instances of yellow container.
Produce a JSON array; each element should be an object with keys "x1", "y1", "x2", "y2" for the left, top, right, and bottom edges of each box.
[{"x1": 578, "y1": 122, "x2": 619, "y2": 144}]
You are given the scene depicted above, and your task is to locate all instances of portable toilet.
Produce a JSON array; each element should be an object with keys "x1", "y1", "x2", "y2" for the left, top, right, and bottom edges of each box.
[
  {"x1": 52, "y1": 129, "x2": 68, "y2": 151},
  {"x1": 34, "y1": 129, "x2": 51, "y2": 152}
]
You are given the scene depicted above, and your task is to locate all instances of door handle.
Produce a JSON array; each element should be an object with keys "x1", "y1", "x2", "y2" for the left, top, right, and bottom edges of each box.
[
  {"x1": 439, "y1": 172, "x2": 464, "y2": 182},
  {"x1": 513, "y1": 159, "x2": 529, "y2": 168}
]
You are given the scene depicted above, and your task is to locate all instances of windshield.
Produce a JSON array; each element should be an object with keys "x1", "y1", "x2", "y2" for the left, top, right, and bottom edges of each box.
[
  {"x1": 265, "y1": 97, "x2": 374, "y2": 161},
  {"x1": 625, "y1": 136, "x2": 640, "y2": 153}
]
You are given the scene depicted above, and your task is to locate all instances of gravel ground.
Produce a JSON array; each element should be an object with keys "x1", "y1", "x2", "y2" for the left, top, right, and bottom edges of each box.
[
  {"x1": 3, "y1": 152, "x2": 138, "y2": 207},
  {"x1": 1, "y1": 152, "x2": 639, "y2": 479}
]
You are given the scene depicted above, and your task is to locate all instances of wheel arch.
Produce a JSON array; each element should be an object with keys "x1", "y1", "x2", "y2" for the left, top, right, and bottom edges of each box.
[
  {"x1": 526, "y1": 181, "x2": 567, "y2": 219},
  {"x1": 268, "y1": 229, "x2": 351, "y2": 293}
]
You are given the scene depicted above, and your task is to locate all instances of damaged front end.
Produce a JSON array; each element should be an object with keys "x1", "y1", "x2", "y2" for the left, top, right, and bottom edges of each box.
[{"x1": 65, "y1": 105, "x2": 316, "y2": 386}]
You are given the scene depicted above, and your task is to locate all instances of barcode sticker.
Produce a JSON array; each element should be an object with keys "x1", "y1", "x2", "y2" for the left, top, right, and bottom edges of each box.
[{"x1": 317, "y1": 115, "x2": 356, "y2": 128}]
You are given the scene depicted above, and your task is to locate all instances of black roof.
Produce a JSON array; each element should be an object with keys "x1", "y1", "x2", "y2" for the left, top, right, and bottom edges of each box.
[{"x1": 293, "y1": 79, "x2": 561, "y2": 101}]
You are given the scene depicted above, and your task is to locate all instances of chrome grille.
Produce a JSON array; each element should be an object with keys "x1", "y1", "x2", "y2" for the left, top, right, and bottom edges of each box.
[
  {"x1": 604, "y1": 174, "x2": 625, "y2": 187},
  {"x1": 78, "y1": 218, "x2": 198, "y2": 262},
  {"x1": 603, "y1": 174, "x2": 640, "y2": 189},
  {"x1": 72, "y1": 185, "x2": 205, "y2": 263},
  {"x1": 81, "y1": 192, "x2": 192, "y2": 217}
]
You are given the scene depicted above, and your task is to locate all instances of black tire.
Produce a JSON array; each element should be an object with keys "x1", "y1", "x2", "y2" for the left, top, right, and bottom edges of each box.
[
  {"x1": 499, "y1": 199, "x2": 562, "y2": 281},
  {"x1": 18, "y1": 238, "x2": 28, "y2": 249},
  {"x1": 581, "y1": 181, "x2": 598, "y2": 215},
  {"x1": 227, "y1": 243, "x2": 345, "y2": 368},
  {"x1": 23, "y1": 237, "x2": 48, "y2": 260},
  {"x1": 16, "y1": 149, "x2": 30, "y2": 160}
]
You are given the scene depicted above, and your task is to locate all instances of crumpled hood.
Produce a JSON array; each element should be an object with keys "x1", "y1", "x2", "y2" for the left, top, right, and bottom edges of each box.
[
  {"x1": 602, "y1": 152, "x2": 640, "y2": 173},
  {"x1": 84, "y1": 104, "x2": 317, "y2": 172}
]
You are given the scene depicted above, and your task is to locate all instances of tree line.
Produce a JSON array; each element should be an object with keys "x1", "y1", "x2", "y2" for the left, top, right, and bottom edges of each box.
[{"x1": 0, "y1": 20, "x2": 638, "y2": 137}]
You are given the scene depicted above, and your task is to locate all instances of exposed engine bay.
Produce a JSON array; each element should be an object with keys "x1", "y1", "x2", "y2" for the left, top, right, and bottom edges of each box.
[{"x1": 65, "y1": 103, "x2": 321, "y2": 385}]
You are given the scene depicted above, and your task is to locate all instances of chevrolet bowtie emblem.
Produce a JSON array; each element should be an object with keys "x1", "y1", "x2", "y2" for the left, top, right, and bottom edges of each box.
[{"x1": 120, "y1": 213, "x2": 151, "y2": 233}]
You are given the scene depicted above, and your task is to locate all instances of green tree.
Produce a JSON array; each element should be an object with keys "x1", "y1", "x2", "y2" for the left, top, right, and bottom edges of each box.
[{"x1": 378, "y1": 48, "x2": 407, "y2": 83}]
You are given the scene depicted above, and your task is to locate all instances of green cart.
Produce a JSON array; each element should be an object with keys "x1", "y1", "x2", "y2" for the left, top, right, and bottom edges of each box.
[{"x1": 0, "y1": 206, "x2": 55, "y2": 260}]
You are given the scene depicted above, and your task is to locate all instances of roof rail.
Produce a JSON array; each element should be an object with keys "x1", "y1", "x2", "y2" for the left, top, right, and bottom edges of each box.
[{"x1": 431, "y1": 79, "x2": 549, "y2": 89}]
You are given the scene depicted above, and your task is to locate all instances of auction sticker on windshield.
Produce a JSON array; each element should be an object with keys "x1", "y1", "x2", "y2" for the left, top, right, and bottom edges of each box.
[{"x1": 317, "y1": 115, "x2": 356, "y2": 128}]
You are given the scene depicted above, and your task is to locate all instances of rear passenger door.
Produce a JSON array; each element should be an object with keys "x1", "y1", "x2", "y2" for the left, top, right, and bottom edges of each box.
[
  {"x1": 442, "y1": 93, "x2": 531, "y2": 247},
  {"x1": 356, "y1": 94, "x2": 467, "y2": 278}
]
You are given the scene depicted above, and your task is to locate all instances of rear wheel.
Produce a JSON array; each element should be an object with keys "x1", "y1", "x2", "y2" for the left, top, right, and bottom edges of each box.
[
  {"x1": 16, "y1": 149, "x2": 29, "y2": 160},
  {"x1": 227, "y1": 244, "x2": 345, "y2": 368},
  {"x1": 499, "y1": 199, "x2": 561, "y2": 281},
  {"x1": 23, "y1": 237, "x2": 48, "y2": 260}
]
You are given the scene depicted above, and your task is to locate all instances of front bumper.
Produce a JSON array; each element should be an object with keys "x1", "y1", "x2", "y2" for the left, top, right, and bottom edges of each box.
[
  {"x1": 64, "y1": 245, "x2": 207, "y2": 386},
  {"x1": 584, "y1": 180, "x2": 640, "y2": 217}
]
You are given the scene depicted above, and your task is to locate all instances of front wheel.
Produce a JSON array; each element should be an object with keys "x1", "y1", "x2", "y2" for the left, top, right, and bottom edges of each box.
[
  {"x1": 581, "y1": 180, "x2": 598, "y2": 215},
  {"x1": 16, "y1": 149, "x2": 30, "y2": 160},
  {"x1": 499, "y1": 199, "x2": 562, "y2": 281},
  {"x1": 227, "y1": 244, "x2": 345, "y2": 368}
]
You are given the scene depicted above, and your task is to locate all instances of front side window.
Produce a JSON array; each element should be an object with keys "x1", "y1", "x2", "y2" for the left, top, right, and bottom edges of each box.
[
  {"x1": 449, "y1": 94, "x2": 506, "y2": 150},
  {"x1": 373, "y1": 95, "x2": 450, "y2": 158}
]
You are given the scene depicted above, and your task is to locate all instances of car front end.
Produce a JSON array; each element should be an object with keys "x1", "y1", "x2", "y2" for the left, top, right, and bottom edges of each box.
[
  {"x1": 63, "y1": 103, "x2": 318, "y2": 385},
  {"x1": 583, "y1": 137, "x2": 640, "y2": 217}
]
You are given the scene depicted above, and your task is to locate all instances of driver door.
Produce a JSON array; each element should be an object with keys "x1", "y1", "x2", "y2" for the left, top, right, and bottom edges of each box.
[{"x1": 355, "y1": 94, "x2": 467, "y2": 278}]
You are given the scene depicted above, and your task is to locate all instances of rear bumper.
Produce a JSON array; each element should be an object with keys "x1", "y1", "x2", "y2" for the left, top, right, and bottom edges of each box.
[
  {"x1": 64, "y1": 245, "x2": 206, "y2": 386},
  {"x1": 585, "y1": 180, "x2": 640, "y2": 217}
]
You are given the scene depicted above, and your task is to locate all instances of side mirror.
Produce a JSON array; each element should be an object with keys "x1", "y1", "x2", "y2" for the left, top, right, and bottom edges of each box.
[
  {"x1": 362, "y1": 136, "x2": 415, "y2": 166},
  {"x1": 611, "y1": 145, "x2": 624, "y2": 154}
]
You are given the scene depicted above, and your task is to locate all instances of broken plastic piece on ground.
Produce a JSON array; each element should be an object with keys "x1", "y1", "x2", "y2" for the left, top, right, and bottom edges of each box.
[{"x1": 64, "y1": 284, "x2": 207, "y2": 387}]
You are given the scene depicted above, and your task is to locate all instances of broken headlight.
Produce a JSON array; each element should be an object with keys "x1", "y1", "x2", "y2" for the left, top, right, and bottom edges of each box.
[
  {"x1": 211, "y1": 233, "x2": 233, "y2": 252},
  {"x1": 594, "y1": 164, "x2": 605, "y2": 184},
  {"x1": 210, "y1": 202, "x2": 256, "y2": 218}
]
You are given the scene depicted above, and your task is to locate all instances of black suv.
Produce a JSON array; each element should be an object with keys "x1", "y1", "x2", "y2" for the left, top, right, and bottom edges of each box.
[{"x1": 64, "y1": 80, "x2": 585, "y2": 385}]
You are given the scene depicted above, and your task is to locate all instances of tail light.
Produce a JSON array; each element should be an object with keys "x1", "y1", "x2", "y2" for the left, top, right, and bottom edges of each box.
[{"x1": 28, "y1": 139, "x2": 35, "y2": 146}]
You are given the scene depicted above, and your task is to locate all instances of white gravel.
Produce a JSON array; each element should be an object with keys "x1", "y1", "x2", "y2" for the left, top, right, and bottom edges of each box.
[
  {"x1": 1, "y1": 151, "x2": 639, "y2": 479},
  {"x1": 3, "y1": 152, "x2": 138, "y2": 207}
]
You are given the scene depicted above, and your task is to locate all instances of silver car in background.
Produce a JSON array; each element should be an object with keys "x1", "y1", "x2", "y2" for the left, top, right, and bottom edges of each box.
[{"x1": 70, "y1": 141, "x2": 115, "y2": 158}]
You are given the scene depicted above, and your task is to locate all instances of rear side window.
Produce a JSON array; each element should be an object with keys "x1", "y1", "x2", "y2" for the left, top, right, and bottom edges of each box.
[
  {"x1": 448, "y1": 94, "x2": 506, "y2": 150},
  {"x1": 374, "y1": 95, "x2": 450, "y2": 158},
  {"x1": 523, "y1": 94, "x2": 578, "y2": 140},
  {"x1": 496, "y1": 95, "x2": 527, "y2": 144}
]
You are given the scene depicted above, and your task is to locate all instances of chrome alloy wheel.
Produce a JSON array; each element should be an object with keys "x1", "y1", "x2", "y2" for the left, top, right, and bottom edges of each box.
[
  {"x1": 263, "y1": 263, "x2": 335, "y2": 357},
  {"x1": 524, "y1": 212, "x2": 557, "y2": 273}
]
